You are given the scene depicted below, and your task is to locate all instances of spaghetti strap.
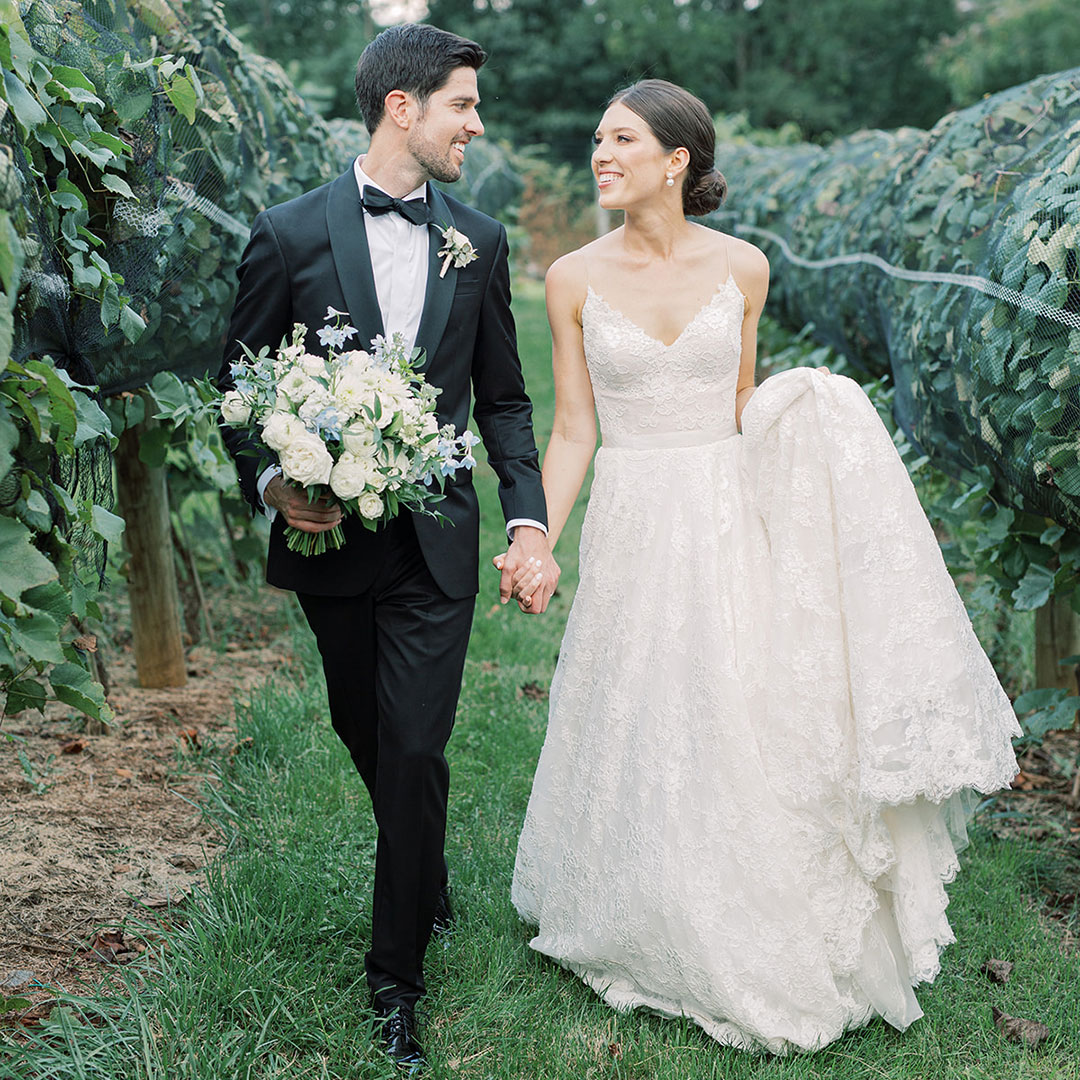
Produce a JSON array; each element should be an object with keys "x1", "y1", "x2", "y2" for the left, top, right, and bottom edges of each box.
[{"x1": 722, "y1": 231, "x2": 750, "y2": 315}]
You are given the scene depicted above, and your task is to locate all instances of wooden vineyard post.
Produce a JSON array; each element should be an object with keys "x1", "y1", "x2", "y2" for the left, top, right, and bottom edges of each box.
[
  {"x1": 114, "y1": 415, "x2": 188, "y2": 688},
  {"x1": 1034, "y1": 596, "x2": 1080, "y2": 698}
]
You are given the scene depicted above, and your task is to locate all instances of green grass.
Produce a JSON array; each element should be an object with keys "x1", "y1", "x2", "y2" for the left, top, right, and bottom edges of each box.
[{"x1": 3, "y1": 283, "x2": 1077, "y2": 1079}]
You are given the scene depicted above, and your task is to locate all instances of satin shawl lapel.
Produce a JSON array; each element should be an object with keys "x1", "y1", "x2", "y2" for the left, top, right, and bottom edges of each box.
[
  {"x1": 415, "y1": 186, "x2": 457, "y2": 368},
  {"x1": 325, "y1": 170, "x2": 384, "y2": 349}
]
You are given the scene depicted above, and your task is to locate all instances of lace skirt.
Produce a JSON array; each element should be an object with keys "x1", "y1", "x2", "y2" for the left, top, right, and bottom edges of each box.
[{"x1": 511, "y1": 378, "x2": 1019, "y2": 1053}]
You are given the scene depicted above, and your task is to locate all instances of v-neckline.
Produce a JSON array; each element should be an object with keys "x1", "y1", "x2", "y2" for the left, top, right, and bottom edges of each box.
[{"x1": 586, "y1": 275, "x2": 743, "y2": 349}]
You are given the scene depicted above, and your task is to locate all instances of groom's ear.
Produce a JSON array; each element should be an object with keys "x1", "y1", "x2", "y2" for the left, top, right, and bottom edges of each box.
[{"x1": 383, "y1": 89, "x2": 416, "y2": 131}]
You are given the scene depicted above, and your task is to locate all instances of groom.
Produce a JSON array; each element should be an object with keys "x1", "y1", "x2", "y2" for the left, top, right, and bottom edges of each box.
[{"x1": 218, "y1": 22, "x2": 556, "y2": 1071}]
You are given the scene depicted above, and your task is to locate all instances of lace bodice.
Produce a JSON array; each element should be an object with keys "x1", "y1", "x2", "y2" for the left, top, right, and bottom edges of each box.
[{"x1": 581, "y1": 275, "x2": 745, "y2": 449}]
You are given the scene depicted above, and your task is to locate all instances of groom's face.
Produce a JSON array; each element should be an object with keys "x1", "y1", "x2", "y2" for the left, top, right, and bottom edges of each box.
[{"x1": 407, "y1": 66, "x2": 484, "y2": 184}]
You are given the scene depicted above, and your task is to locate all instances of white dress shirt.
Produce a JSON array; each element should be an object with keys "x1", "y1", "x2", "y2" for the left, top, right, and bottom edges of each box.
[
  {"x1": 258, "y1": 156, "x2": 545, "y2": 539},
  {"x1": 353, "y1": 159, "x2": 429, "y2": 354}
]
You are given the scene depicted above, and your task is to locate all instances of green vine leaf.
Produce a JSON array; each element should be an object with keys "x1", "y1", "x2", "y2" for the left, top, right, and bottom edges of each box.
[
  {"x1": 164, "y1": 72, "x2": 197, "y2": 123},
  {"x1": 100, "y1": 172, "x2": 135, "y2": 199},
  {"x1": 3, "y1": 677, "x2": 48, "y2": 716},
  {"x1": 2, "y1": 68, "x2": 46, "y2": 131},
  {"x1": 0, "y1": 516, "x2": 58, "y2": 598}
]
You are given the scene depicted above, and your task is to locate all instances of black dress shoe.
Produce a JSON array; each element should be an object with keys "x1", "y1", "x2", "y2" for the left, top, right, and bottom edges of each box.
[
  {"x1": 372, "y1": 1001, "x2": 425, "y2": 1073},
  {"x1": 432, "y1": 885, "x2": 455, "y2": 938}
]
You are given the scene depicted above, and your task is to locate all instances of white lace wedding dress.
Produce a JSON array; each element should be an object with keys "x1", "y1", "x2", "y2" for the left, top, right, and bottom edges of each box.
[{"x1": 510, "y1": 274, "x2": 1021, "y2": 1053}]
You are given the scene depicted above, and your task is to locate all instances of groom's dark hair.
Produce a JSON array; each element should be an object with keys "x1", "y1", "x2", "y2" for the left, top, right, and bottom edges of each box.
[{"x1": 355, "y1": 23, "x2": 487, "y2": 134}]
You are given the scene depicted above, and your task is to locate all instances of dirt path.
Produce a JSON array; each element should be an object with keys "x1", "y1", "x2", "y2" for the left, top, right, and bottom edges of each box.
[{"x1": 0, "y1": 589, "x2": 295, "y2": 1025}]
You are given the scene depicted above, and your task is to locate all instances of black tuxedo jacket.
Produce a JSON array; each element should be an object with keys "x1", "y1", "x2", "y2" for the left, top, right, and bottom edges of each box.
[{"x1": 218, "y1": 169, "x2": 547, "y2": 600}]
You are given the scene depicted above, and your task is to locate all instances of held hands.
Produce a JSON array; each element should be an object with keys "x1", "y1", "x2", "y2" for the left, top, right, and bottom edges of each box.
[
  {"x1": 492, "y1": 525, "x2": 560, "y2": 615},
  {"x1": 263, "y1": 474, "x2": 342, "y2": 533}
]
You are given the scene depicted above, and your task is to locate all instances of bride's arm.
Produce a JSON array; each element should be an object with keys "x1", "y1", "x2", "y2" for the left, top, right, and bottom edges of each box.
[
  {"x1": 733, "y1": 244, "x2": 770, "y2": 431},
  {"x1": 540, "y1": 253, "x2": 597, "y2": 551},
  {"x1": 492, "y1": 253, "x2": 594, "y2": 600}
]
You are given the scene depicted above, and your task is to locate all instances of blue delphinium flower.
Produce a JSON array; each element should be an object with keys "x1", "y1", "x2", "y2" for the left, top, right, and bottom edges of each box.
[
  {"x1": 317, "y1": 324, "x2": 358, "y2": 349},
  {"x1": 312, "y1": 407, "x2": 344, "y2": 441}
]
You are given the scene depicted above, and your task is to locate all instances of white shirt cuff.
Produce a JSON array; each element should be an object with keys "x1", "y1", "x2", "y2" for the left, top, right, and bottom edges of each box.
[
  {"x1": 256, "y1": 465, "x2": 282, "y2": 522},
  {"x1": 506, "y1": 518, "x2": 547, "y2": 540}
]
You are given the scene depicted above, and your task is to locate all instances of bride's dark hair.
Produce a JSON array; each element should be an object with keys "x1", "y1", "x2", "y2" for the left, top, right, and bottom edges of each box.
[{"x1": 608, "y1": 80, "x2": 727, "y2": 216}]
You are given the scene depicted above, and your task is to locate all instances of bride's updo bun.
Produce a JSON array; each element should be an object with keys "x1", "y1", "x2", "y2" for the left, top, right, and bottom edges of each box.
[
  {"x1": 685, "y1": 168, "x2": 727, "y2": 217},
  {"x1": 608, "y1": 79, "x2": 727, "y2": 217}
]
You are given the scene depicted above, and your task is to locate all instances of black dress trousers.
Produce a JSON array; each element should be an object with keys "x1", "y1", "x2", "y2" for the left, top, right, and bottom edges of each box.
[{"x1": 297, "y1": 514, "x2": 474, "y2": 1008}]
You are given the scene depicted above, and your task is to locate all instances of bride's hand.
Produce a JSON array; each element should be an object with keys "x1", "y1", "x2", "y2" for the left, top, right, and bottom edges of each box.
[{"x1": 492, "y1": 542, "x2": 560, "y2": 614}]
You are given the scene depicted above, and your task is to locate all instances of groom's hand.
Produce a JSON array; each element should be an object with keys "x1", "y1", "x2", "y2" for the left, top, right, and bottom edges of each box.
[
  {"x1": 264, "y1": 475, "x2": 343, "y2": 533},
  {"x1": 494, "y1": 526, "x2": 559, "y2": 615}
]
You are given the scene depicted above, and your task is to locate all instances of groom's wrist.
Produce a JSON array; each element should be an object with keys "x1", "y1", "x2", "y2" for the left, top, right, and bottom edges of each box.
[{"x1": 506, "y1": 518, "x2": 547, "y2": 541}]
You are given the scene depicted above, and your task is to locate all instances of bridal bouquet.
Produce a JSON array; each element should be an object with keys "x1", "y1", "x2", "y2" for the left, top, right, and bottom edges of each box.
[{"x1": 218, "y1": 307, "x2": 478, "y2": 556}]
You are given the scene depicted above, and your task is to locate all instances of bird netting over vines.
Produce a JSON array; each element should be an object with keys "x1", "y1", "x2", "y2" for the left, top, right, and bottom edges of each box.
[
  {"x1": 8, "y1": 0, "x2": 342, "y2": 396},
  {"x1": 712, "y1": 67, "x2": 1080, "y2": 532},
  {"x1": 7, "y1": 1, "x2": 528, "y2": 396}
]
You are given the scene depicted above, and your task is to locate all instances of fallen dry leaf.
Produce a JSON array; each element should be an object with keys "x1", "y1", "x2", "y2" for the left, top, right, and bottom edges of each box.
[
  {"x1": 608, "y1": 1042, "x2": 622, "y2": 1059},
  {"x1": 518, "y1": 681, "x2": 548, "y2": 701},
  {"x1": 110, "y1": 864, "x2": 132, "y2": 875},
  {"x1": 114, "y1": 767, "x2": 134, "y2": 780},
  {"x1": 178, "y1": 728, "x2": 200, "y2": 749},
  {"x1": 166, "y1": 854, "x2": 198, "y2": 872},
  {"x1": 981, "y1": 958, "x2": 1014, "y2": 984},
  {"x1": 993, "y1": 1007, "x2": 1050, "y2": 1048},
  {"x1": 230, "y1": 736, "x2": 254, "y2": 757},
  {"x1": 139, "y1": 889, "x2": 188, "y2": 909},
  {"x1": 0, "y1": 999, "x2": 54, "y2": 1026},
  {"x1": 81, "y1": 930, "x2": 130, "y2": 964},
  {"x1": 1011, "y1": 770, "x2": 1056, "y2": 791},
  {"x1": 71, "y1": 635, "x2": 97, "y2": 653},
  {"x1": 60, "y1": 738, "x2": 89, "y2": 755}
]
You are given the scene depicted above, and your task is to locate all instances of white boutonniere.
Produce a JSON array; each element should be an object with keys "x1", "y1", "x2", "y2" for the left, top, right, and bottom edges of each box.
[{"x1": 437, "y1": 225, "x2": 478, "y2": 278}]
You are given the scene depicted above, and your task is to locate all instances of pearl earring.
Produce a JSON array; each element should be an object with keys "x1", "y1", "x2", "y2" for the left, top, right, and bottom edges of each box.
[{"x1": 665, "y1": 172, "x2": 675, "y2": 187}]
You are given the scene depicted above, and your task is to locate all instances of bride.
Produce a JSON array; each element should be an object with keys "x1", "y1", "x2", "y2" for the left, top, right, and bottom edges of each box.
[{"x1": 504, "y1": 79, "x2": 1021, "y2": 1053}]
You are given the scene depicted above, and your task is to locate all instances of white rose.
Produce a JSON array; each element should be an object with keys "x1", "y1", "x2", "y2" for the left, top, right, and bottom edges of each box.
[
  {"x1": 279, "y1": 432, "x2": 333, "y2": 487},
  {"x1": 300, "y1": 353, "x2": 328, "y2": 378},
  {"x1": 358, "y1": 491, "x2": 383, "y2": 519},
  {"x1": 298, "y1": 388, "x2": 335, "y2": 426},
  {"x1": 220, "y1": 391, "x2": 251, "y2": 425},
  {"x1": 338, "y1": 348, "x2": 371, "y2": 370},
  {"x1": 279, "y1": 367, "x2": 318, "y2": 403},
  {"x1": 329, "y1": 452, "x2": 372, "y2": 500},
  {"x1": 260, "y1": 410, "x2": 305, "y2": 452},
  {"x1": 333, "y1": 368, "x2": 380, "y2": 414},
  {"x1": 342, "y1": 421, "x2": 377, "y2": 458}
]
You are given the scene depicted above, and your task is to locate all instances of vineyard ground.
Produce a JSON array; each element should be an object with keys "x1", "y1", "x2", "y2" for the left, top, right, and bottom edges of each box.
[{"x1": 0, "y1": 585, "x2": 297, "y2": 1025}]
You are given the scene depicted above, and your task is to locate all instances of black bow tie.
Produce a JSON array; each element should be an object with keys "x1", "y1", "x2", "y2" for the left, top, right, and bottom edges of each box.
[{"x1": 361, "y1": 185, "x2": 433, "y2": 227}]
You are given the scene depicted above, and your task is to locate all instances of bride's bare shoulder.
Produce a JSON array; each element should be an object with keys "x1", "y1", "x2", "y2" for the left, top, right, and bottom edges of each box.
[
  {"x1": 548, "y1": 232, "x2": 620, "y2": 286},
  {"x1": 546, "y1": 233, "x2": 618, "y2": 314},
  {"x1": 727, "y1": 235, "x2": 770, "y2": 286}
]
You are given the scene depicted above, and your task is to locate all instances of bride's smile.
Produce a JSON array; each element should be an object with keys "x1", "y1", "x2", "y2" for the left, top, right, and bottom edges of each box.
[{"x1": 591, "y1": 101, "x2": 685, "y2": 209}]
